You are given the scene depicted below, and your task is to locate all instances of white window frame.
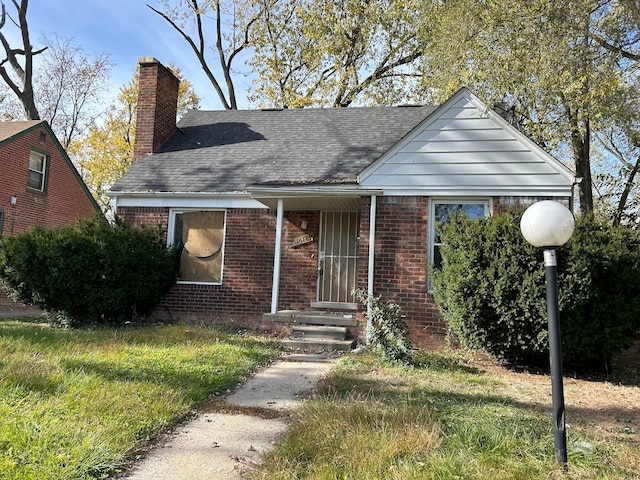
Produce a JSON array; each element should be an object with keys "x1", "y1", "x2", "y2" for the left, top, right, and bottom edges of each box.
[
  {"x1": 428, "y1": 198, "x2": 491, "y2": 291},
  {"x1": 167, "y1": 208, "x2": 227, "y2": 285},
  {"x1": 27, "y1": 150, "x2": 48, "y2": 192}
]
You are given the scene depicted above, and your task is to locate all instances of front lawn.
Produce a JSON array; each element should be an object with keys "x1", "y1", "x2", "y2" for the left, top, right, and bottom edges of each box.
[
  {"x1": 255, "y1": 349, "x2": 640, "y2": 479},
  {"x1": 0, "y1": 318, "x2": 280, "y2": 479}
]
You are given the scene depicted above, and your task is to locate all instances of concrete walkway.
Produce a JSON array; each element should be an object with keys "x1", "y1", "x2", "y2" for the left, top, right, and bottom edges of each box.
[{"x1": 120, "y1": 353, "x2": 337, "y2": 480}]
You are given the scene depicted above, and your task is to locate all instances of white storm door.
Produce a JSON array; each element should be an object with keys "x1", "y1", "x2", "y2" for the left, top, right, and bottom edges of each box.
[{"x1": 317, "y1": 211, "x2": 360, "y2": 304}]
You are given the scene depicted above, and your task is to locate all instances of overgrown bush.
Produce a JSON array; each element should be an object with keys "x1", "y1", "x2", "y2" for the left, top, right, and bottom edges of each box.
[
  {"x1": 354, "y1": 289, "x2": 412, "y2": 364},
  {"x1": 433, "y1": 211, "x2": 640, "y2": 371},
  {"x1": 0, "y1": 216, "x2": 177, "y2": 326}
]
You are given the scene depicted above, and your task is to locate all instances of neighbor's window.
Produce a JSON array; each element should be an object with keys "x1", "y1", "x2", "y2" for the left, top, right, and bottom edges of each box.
[
  {"x1": 430, "y1": 199, "x2": 490, "y2": 272},
  {"x1": 27, "y1": 151, "x2": 47, "y2": 192},
  {"x1": 0, "y1": 209, "x2": 4, "y2": 236},
  {"x1": 169, "y1": 210, "x2": 226, "y2": 284}
]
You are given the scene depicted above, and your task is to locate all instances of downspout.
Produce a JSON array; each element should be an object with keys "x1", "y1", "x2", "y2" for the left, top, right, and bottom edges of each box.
[
  {"x1": 366, "y1": 195, "x2": 377, "y2": 343},
  {"x1": 110, "y1": 195, "x2": 119, "y2": 219},
  {"x1": 271, "y1": 198, "x2": 284, "y2": 314}
]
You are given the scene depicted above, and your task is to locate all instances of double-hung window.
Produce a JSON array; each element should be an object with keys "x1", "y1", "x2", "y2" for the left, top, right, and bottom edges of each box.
[
  {"x1": 168, "y1": 209, "x2": 226, "y2": 284},
  {"x1": 429, "y1": 199, "x2": 490, "y2": 280},
  {"x1": 27, "y1": 151, "x2": 47, "y2": 192}
]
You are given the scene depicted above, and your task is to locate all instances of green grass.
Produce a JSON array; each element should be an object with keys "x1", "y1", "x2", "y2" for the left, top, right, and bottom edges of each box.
[
  {"x1": 255, "y1": 351, "x2": 639, "y2": 479},
  {"x1": 0, "y1": 319, "x2": 280, "y2": 479}
]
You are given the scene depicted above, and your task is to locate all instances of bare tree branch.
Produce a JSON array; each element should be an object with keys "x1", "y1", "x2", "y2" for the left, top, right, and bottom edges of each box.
[{"x1": 0, "y1": 0, "x2": 46, "y2": 119}]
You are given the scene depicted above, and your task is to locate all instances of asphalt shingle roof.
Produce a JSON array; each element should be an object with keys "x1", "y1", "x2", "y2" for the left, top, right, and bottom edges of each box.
[{"x1": 111, "y1": 105, "x2": 437, "y2": 194}]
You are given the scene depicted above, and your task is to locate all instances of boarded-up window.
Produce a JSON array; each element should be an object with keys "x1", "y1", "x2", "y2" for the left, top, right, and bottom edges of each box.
[{"x1": 173, "y1": 211, "x2": 225, "y2": 283}]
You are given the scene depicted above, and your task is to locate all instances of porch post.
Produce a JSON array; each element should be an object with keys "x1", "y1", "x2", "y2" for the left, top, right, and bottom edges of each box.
[
  {"x1": 271, "y1": 198, "x2": 284, "y2": 314},
  {"x1": 366, "y1": 194, "x2": 377, "y2": 341}
]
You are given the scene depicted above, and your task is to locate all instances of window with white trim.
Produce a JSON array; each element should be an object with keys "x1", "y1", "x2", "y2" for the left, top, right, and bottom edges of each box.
[
  {"x1": 429, "y1": 199, "x2": 490, "y2": 274},
  {"x1": 27, "y1": 151, "x2": 48, "y2": 192},
  {"x1": 168, "y1": 210, "x2": 227, "y2": 284}
]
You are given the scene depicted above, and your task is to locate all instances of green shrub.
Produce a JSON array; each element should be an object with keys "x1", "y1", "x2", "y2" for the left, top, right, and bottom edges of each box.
[
  {"x1": 433, "y1": 211, "x2": 640, "y2": 371},
  {"x1": 354, "y1": 289, "x2": 412, "y2": 364},
  {"x1": 0, "y1": 216, "x2": 177, "y2": 326}
]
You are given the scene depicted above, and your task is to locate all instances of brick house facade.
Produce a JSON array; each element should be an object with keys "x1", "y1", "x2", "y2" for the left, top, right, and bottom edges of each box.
[
  {"x1": 109, "y1": 58, "x2": 575, "y2": 349},
  {"x1": 0, "y1": 121, "x2": 101, "y2": 308}
]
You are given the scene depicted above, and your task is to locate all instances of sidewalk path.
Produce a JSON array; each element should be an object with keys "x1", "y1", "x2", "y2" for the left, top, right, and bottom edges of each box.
[{"x1": 121, "y1": 353, "x2": 337, "y2": 480}]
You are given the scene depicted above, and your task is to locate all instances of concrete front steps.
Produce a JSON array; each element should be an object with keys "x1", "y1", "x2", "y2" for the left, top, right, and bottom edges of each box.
[{"x1": 263, "y1": 311, "x2": 358, "y2": 352}]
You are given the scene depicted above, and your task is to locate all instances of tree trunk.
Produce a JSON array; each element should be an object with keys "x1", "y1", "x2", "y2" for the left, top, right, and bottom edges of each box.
[{"x1": 613, "y1": 155, "x2": 640, "y2": 226}]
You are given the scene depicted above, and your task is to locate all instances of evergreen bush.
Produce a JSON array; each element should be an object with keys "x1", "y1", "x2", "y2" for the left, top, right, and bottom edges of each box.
[
  {"x1": 432, "y1": 211, "x2": 640, "y2": 371},
  {"x1": 0, "y1": 216, "x2": 177, "y2": 326}
]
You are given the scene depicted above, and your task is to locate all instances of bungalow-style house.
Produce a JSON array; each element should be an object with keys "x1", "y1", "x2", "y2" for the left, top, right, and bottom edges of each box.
[
  {"x1": 108, "y1": 58, "x2": 575, "y2": 349},
  {"x1": 0, "y1": 120, "x2": 101, "y2": 311}
]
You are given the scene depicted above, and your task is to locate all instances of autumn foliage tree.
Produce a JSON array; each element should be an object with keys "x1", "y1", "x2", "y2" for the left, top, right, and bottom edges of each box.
[{"x1": 249, "y1": 0, "x2": 430, "y2": 108}]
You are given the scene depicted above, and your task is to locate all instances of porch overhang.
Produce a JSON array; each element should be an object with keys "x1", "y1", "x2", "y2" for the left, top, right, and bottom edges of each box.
[{"x1": 247, "y1": 185, "x2": 383, "y2": 211}]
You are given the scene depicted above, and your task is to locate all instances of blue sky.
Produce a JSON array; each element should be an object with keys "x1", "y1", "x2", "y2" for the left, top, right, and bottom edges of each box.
[{"x1": 12, "y1": 1, "x2": 254, "y2": 109}]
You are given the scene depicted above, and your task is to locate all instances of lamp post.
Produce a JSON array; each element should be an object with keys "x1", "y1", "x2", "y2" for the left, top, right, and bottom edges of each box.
[{"x1": 520, "y1": 200, "x2": 575, "y2": 468}]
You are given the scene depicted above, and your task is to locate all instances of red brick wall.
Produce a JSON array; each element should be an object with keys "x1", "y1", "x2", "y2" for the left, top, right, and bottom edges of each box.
[
  {"x1": 133, "y1": 58, "x2": 179, "y2": 162},
  {"x1": 117, "y1": 206, "x2": 321, "y2": 328},
  {"x1": 357, "y1": 196, "x2": 445, "y2": 348},
  {"x1": 117, "y1": 206, "x2": 169, "y2": 232},
  {"x1": 0, "y1": 125, "x2": 98, "y2": 236},
  {"x1": 279, "y1": 211, "x2": 320, "y2": 310}
]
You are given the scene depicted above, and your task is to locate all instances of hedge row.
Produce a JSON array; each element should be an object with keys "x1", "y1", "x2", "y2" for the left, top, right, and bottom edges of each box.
[{"x1": 433, "y1": 212, "x2": 640, "y2": 371}]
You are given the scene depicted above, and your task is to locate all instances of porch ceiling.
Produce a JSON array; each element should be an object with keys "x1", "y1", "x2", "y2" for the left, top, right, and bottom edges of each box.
[
  {"x1": 253, "y1": 195, "x2": 363, "y2": 211},
  {"x1": 248, "y1": 185, "x2": 383, "y2": 211}
]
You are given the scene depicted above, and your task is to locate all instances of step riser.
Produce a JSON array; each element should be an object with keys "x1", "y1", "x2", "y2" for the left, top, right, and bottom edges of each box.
[
  {"x1": 292, "y1": 326, "x2": 347, "y2": 341},
  {"x1": 263, "y1": 311, "x2": 358, "y2": 327},
  {"x1": 281, "y1": 339, "x2": 356, "y2": 352}
]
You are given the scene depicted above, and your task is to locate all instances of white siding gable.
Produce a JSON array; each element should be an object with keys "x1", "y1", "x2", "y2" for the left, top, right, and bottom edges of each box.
[{"x1": 358, "y1": 88, "x2": 575, "y2": 197}]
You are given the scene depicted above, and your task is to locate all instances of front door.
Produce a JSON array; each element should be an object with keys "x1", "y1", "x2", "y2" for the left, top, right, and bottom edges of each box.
[{"x1": 317, "y1": 211, "x2": 360, "y2": 305}]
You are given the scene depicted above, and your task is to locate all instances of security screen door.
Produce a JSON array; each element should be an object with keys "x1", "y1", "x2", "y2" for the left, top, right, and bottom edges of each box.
[{"x1": 317, "y1": 212, "x2": 360, "y2": 304}]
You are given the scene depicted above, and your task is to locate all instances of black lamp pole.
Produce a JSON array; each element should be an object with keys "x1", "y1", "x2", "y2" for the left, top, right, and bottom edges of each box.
[
  {"x1": 521, "y1": 200, "x2": 574, "y2": 469},
  {"x1": 543, "y1": 248, "x2": 568, "y2": 467}
]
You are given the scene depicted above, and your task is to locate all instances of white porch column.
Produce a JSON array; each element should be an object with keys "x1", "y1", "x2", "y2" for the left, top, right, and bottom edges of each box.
[
  {"x1": 271, "y1": 198, "x2": 284, "y2": 314},
  {"x1": 366, "y1": 195, "x2": 377, "y2": 340}
]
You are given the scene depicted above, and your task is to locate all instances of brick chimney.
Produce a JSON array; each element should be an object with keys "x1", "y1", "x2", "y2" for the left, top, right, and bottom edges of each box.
[{"x1": 133, "y1": 57, "x2": 180, "y2": 162}]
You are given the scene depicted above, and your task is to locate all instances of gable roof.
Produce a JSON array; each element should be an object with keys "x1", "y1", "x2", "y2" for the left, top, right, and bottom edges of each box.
[
  {"x1": 0, "y1": 120, "x2": 102, "y2": 213},
  {"x1": 110, "y1": 105, "x2": 436, "y2": 195},
  {"x1": 359, "y1": 88, "x2": 575, "y2": 196},
  {"x1": 0, "y1": 120, "x2": 43, "y2": 143}
]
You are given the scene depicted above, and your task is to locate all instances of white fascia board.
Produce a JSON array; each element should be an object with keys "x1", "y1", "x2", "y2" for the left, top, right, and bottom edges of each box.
[
  {"x1": 378, "y1": 185, "x2": 573, "y2": 197},
  {"x1": 108, "y1": 192, "x2": 267, "y2": 209},
  {"x1": 247, "y1": 185, "x2": 383, "y2": 197}
]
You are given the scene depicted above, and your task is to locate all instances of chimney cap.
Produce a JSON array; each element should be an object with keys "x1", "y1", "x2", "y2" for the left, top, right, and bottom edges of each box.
[{"x1": 138, "y1": 56, "x2": 161, "y2": 65}]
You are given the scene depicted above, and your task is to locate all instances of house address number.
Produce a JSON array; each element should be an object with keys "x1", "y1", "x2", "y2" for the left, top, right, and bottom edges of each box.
[{"x1": 292, "y1": 234, "x2": 314, "y2": 247}]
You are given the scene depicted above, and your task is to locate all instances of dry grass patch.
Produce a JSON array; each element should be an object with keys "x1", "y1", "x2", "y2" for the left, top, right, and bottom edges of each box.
[{"x1": 256, "y1": 347, "x2": 640, "y2": 479}]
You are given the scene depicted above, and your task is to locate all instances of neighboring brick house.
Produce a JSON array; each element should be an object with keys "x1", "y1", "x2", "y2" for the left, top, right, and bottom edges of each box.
[
  {"x1": 0, "y1": 120, "x2": 101, "y2": 309},
  {"x1": 108, "y1": 58, "x2": 576, "y2": 348}
]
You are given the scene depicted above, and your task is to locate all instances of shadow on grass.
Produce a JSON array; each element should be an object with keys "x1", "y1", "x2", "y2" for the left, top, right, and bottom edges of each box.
[
  {"x1": 0, "y1": 321, "x2": 276, "y2": 400},
  {"x1": 319, "y1": 357, "x2": 640, "y2": 443}
]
